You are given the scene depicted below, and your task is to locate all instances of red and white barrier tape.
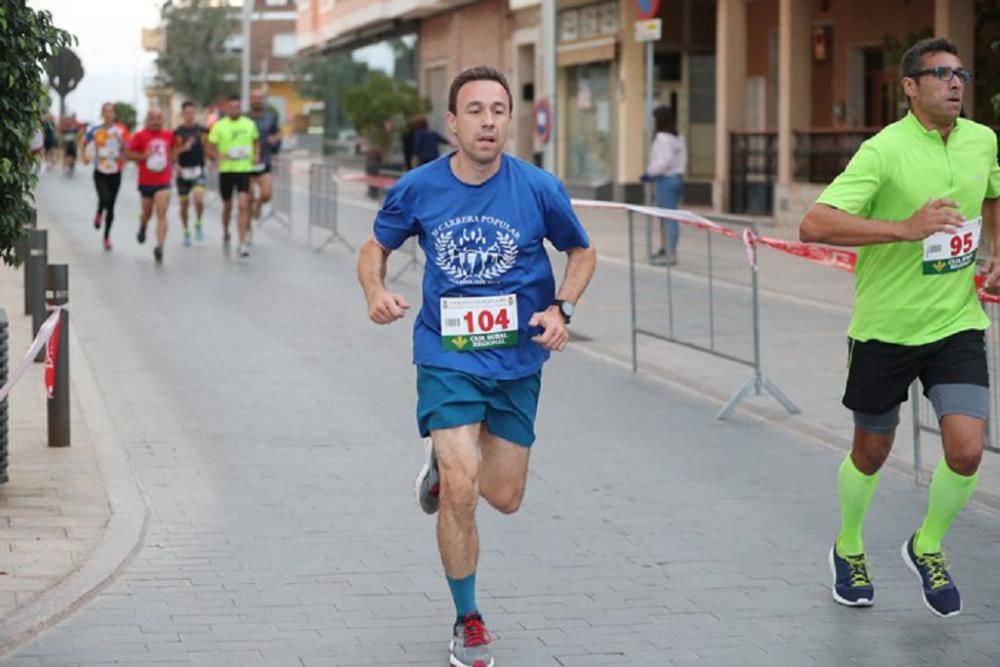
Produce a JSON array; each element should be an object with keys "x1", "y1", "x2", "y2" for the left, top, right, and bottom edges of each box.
[
  {"x1": 327, "y1": 172, "x2": 1000, "y2": 305},
  {"x1": 741, "y1": 228, "x2": 857, "y2": 272},
  {"x1": 0, "y1": 308, "x2": 63, "y2": 403}
]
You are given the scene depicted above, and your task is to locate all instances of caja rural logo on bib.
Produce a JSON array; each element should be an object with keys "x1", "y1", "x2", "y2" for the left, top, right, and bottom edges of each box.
[{"x1": 433, "y1": 215, "x2": 520, "y2": 285}]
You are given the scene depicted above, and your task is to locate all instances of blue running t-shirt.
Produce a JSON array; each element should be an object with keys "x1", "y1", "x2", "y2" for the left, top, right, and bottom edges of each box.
[{"x1": 373, "y1": 153, "x2": 590, "y2": 380}]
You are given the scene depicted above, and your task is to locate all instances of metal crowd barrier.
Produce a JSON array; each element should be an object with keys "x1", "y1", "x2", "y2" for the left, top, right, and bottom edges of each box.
[
  {"x1": 307, "y1": 162, "x2": 353, "y2": 253},
  {"x1": 259, "y1": 156, "x2": 292, "y2": 232},
  {"x1": 574, "y1": 200, "x2": 799, "y2": 420},
  {"x1": 910, "y1": 300, "x2": 1000, "y2": 484}
]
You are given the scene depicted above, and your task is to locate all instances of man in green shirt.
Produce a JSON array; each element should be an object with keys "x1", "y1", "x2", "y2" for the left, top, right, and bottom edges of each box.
[
  {"x1": 207, "y1": 95, "x2": 259, "y2": 258},
  {"x1": 800, "y1": 38, "x2": 1000, "y2": 618}
]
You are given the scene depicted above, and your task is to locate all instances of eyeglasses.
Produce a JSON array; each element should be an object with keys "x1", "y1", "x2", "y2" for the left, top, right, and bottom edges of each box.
[{"x1": 906, "y1": 66, "x2": 973, "y2": 83}]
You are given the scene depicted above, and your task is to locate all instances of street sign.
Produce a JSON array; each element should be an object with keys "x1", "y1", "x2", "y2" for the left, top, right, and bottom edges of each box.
[
  {"x1": 634, "y1": 0, "x2": 661, "y2": 20},
  {"x1": 635, "y1": 18, "x2": 662, "y2": 42},
  {"x1": 533, "y1": 98, "x2": 552, "y2": 144}
]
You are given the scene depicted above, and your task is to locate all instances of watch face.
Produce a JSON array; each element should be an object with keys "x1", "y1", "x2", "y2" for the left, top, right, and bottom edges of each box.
[{"x1": 560, "y1": 301, "x2": 575, "y2": 318}]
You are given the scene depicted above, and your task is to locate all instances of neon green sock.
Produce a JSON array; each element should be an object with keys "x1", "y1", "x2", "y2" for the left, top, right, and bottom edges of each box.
[
  {"x1": 836, "y1": 455, "x2": 879, "y2": 555},
  {"x1": 915, "y1": 458, "x2": 978, "y2": 556}
]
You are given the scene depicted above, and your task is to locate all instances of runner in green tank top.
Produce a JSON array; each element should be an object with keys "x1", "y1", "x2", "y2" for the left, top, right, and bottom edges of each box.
[{"x1": 800, "y1": 38, "x2": 1000, "y2": 618}]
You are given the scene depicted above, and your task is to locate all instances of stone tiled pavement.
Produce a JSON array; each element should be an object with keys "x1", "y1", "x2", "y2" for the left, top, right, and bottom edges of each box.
[
  {"x1": 3, "y1": 168, "x2": 1000, "y2": 664},
  {"x1": 0, "y1": 239, "x2": 115, "y2": 640}
]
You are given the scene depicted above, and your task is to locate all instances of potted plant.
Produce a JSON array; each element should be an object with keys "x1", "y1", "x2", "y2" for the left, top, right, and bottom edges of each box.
[{"x1": 342, "y1": 72, "x2": 427, "y2": 194}]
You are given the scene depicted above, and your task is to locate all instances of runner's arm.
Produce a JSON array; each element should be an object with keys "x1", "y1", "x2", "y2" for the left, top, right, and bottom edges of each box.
[
  {"x1": 253, "y1": 138, "x2": 260, "y2": 165},
  {"x1": 77, "y1": 131, "x2": 87, "y2": 163},
  {"x1": 205, "y1": 139, "x2": 218, "y2": 162},
  {"x1": 357, "y1": 236, "x2": 410, "y2": 324},
  {"x1": 124, "y1": 139, "x2": 145, "y2": 162},
  {"x1": 555, "y1": 245, "x2": 597, "y2": 306},
  {"x1": 982, "y1": 198, "x2": 1000, "y2": 293},
  {"x1": 529, "y1": 244, "x2": 598, "y2": 352},
  {"x1": 800, "y1": 200, "x2": 964, "y2": 247},
  {"x1": 983, "y1": 198, "x2": 1000, "y2": 254}
]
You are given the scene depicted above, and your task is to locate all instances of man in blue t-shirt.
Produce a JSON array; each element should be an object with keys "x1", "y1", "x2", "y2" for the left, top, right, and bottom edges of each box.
[{"x1": 358, "y1": 66, "x2": 597, "y2": 667}]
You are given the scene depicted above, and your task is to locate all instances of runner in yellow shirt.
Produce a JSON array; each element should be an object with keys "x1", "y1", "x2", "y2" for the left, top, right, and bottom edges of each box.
[
  {"x1": 207, "y1": 95, "x2": 259, "y2": 258},
  {"x1": 800, "y1": 37, "x2": 1000, "y2": 618}
]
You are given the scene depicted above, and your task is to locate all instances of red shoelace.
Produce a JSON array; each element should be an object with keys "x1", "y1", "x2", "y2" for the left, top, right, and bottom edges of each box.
[{"x1": 462, "y1": 614, "x2": 492, "y2": 647}]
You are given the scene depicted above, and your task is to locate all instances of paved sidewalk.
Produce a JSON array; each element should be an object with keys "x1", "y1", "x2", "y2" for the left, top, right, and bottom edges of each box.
[
  {"x1": 1, "y1": 169, "x2": 999, "y2": 665},
  {"x1": 0, "y1": 232, "x2": 145, "y2": 652}
]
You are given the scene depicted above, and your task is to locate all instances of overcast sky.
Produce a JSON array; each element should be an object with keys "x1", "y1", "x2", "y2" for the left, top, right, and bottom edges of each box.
[{"x1": 30, "y1": 0, "x2": 161, "y2": 122}]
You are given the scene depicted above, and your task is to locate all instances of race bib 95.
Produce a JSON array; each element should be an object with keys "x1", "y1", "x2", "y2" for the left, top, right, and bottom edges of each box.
[{"x1": 923, "y1": 217, "x2": 981, "y2": 275}]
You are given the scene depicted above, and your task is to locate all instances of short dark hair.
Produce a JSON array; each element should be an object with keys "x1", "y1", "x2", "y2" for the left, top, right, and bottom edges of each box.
[
  {"x1": 227, "y1": 94, "x2": 241, "y2": 103},
  {"x1": 653, "y1": 106, "x2": 677, "y2": 135},
  {"x1": 448, "y1": 66, "x2": 512, "y2": 115},
  {"x1": 182, "y1": 100, "x2": 195, "y2": 110},
  {"x1": 900, "y1": 37, "x2": 960, "y2": 79}
]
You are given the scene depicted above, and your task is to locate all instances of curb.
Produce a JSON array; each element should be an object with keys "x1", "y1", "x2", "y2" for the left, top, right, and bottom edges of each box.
[{"x1": 0, "y1": 323, "x2": 149, "y2": 656}]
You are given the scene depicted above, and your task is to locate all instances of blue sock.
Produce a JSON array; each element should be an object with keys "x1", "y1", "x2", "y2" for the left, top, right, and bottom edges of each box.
[{"x1": 446, "y1": 573, "x2": 477, "y2": 620}]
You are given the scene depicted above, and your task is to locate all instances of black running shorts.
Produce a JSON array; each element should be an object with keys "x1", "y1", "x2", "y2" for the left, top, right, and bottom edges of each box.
[
  {"x1": 219, "y1": 172, "x2": 251, "y2": 200},
  {"x1": 843, "y1": 329, "x2": 989, "y2": 416}
]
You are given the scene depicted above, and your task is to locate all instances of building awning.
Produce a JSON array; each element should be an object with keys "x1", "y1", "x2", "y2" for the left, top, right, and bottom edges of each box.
[{"x1": 557, "y1": 36, "x2": 616, "y2": 67}]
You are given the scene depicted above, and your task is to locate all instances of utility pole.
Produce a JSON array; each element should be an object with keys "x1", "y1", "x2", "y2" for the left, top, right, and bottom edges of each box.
[
  {"x1": 241, "y1": 0, "x2": 252, "y2": 109},
  {"x1": 541, "y1": 0, "x2": 557, "y2": 173}
]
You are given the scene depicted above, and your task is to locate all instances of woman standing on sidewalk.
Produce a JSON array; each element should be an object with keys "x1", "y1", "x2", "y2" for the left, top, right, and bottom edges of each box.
[{"x1": 643, "y1": 106, "x2": 686, "y2": 266}]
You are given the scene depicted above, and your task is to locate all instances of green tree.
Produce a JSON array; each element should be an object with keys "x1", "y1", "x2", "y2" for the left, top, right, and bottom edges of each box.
[
  {"x1": 155, "y1": 0, "x2": 238, "y2": 107},
  {"x1": 44, "y1": 47, "x2": 84, "y2": 117},
  {"x1": 341, "y1": 72, "x2": 427, "y2": 154},
  {"x1": 113, "y1": 102, "x2": 137, "y2": 131},
  {"x1": 289, "y1": 51, "x2": 370, "y2": 143},
  {"x1": 0, "y1": 2, "x2": 73, "y2": 266}
]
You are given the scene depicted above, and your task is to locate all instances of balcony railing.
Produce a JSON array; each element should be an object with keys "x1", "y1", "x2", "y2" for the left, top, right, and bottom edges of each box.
[
  {"x1": 795, "y1": 126, "x2": 1000, "y2": 184},
  {"x1": 729, "y1": 131, "x2": 777, "y2": 215},
  {"x1": 793, "y1": 129, "x2": 878, "y2": 184}
]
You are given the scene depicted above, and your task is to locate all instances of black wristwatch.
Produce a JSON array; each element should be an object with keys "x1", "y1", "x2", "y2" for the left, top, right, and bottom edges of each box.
[{"x1": 553, "y1": 299, "x2": 574, "y2": 324}]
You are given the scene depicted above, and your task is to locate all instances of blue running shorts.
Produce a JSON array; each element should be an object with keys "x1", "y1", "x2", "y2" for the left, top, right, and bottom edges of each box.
[{"x1": 416, "y1": 365, "x2": 542, "y2": 447}]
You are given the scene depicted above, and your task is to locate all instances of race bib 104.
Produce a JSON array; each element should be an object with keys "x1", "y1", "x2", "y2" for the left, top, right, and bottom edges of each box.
[
  {"x1": 923, "y1": 217, "x2": 981, "y2": 275},
  {"x1": 441, "y1": 295, "x2": 518, "y2": 352}
]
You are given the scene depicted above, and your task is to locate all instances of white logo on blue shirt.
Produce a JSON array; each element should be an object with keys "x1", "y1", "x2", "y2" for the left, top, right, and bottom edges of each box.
[{"x1": 432, "y1": 216, "x2": 520, "y2": 285}]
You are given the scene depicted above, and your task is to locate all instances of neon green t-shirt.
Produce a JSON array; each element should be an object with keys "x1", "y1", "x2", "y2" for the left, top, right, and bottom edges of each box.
[
  {"x1": 817, "y1": 112, "x2": 1000, "y2": 345},
  {"x1": 208, "y1": 116, "x2": 259, "y2": 173}
]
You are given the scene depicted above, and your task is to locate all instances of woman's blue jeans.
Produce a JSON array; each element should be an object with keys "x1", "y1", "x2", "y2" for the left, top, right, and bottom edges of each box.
[{"x1": 653, "y1": 174, "x2": 683, "y2": 255}]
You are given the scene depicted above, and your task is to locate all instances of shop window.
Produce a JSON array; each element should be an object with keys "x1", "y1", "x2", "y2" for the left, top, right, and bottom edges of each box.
[
  {"x1": 565, "y1": 63, "x2": 613, "y2": 183},
  {"x1": 655, "y1": 52, "x2": 682, "y2": 82},
  {"x1": 272, "y1": 33, "x2": 296, "y2": 58},
  {"x1": 559, "y1": 2, "x2": 618, "y2": 43},
  {"x1": 688, "y1": 54, "x2": 715, "y2": 123}
]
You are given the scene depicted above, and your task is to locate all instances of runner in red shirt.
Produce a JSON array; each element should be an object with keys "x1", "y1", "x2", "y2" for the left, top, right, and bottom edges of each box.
[{"x1": 127, "y1": 108, "x2": 175, "y2": 264}]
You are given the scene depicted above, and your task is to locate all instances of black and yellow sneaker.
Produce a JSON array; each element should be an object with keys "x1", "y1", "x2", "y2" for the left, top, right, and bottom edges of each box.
[
  {"x1": 902, "y1": 533, "x2": 961, "y2": 618},
  {"x1": 829, "y1": 543, "x2": 874, "y2": 607}
]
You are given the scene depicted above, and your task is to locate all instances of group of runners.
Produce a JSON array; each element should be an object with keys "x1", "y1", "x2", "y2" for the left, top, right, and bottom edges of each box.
[
  {"x1": 358, "y1": 36, "x2": 998, "y2": 667},
  {"x1": 66, "y1": 89, "x2": 281, "y2": 263}
]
